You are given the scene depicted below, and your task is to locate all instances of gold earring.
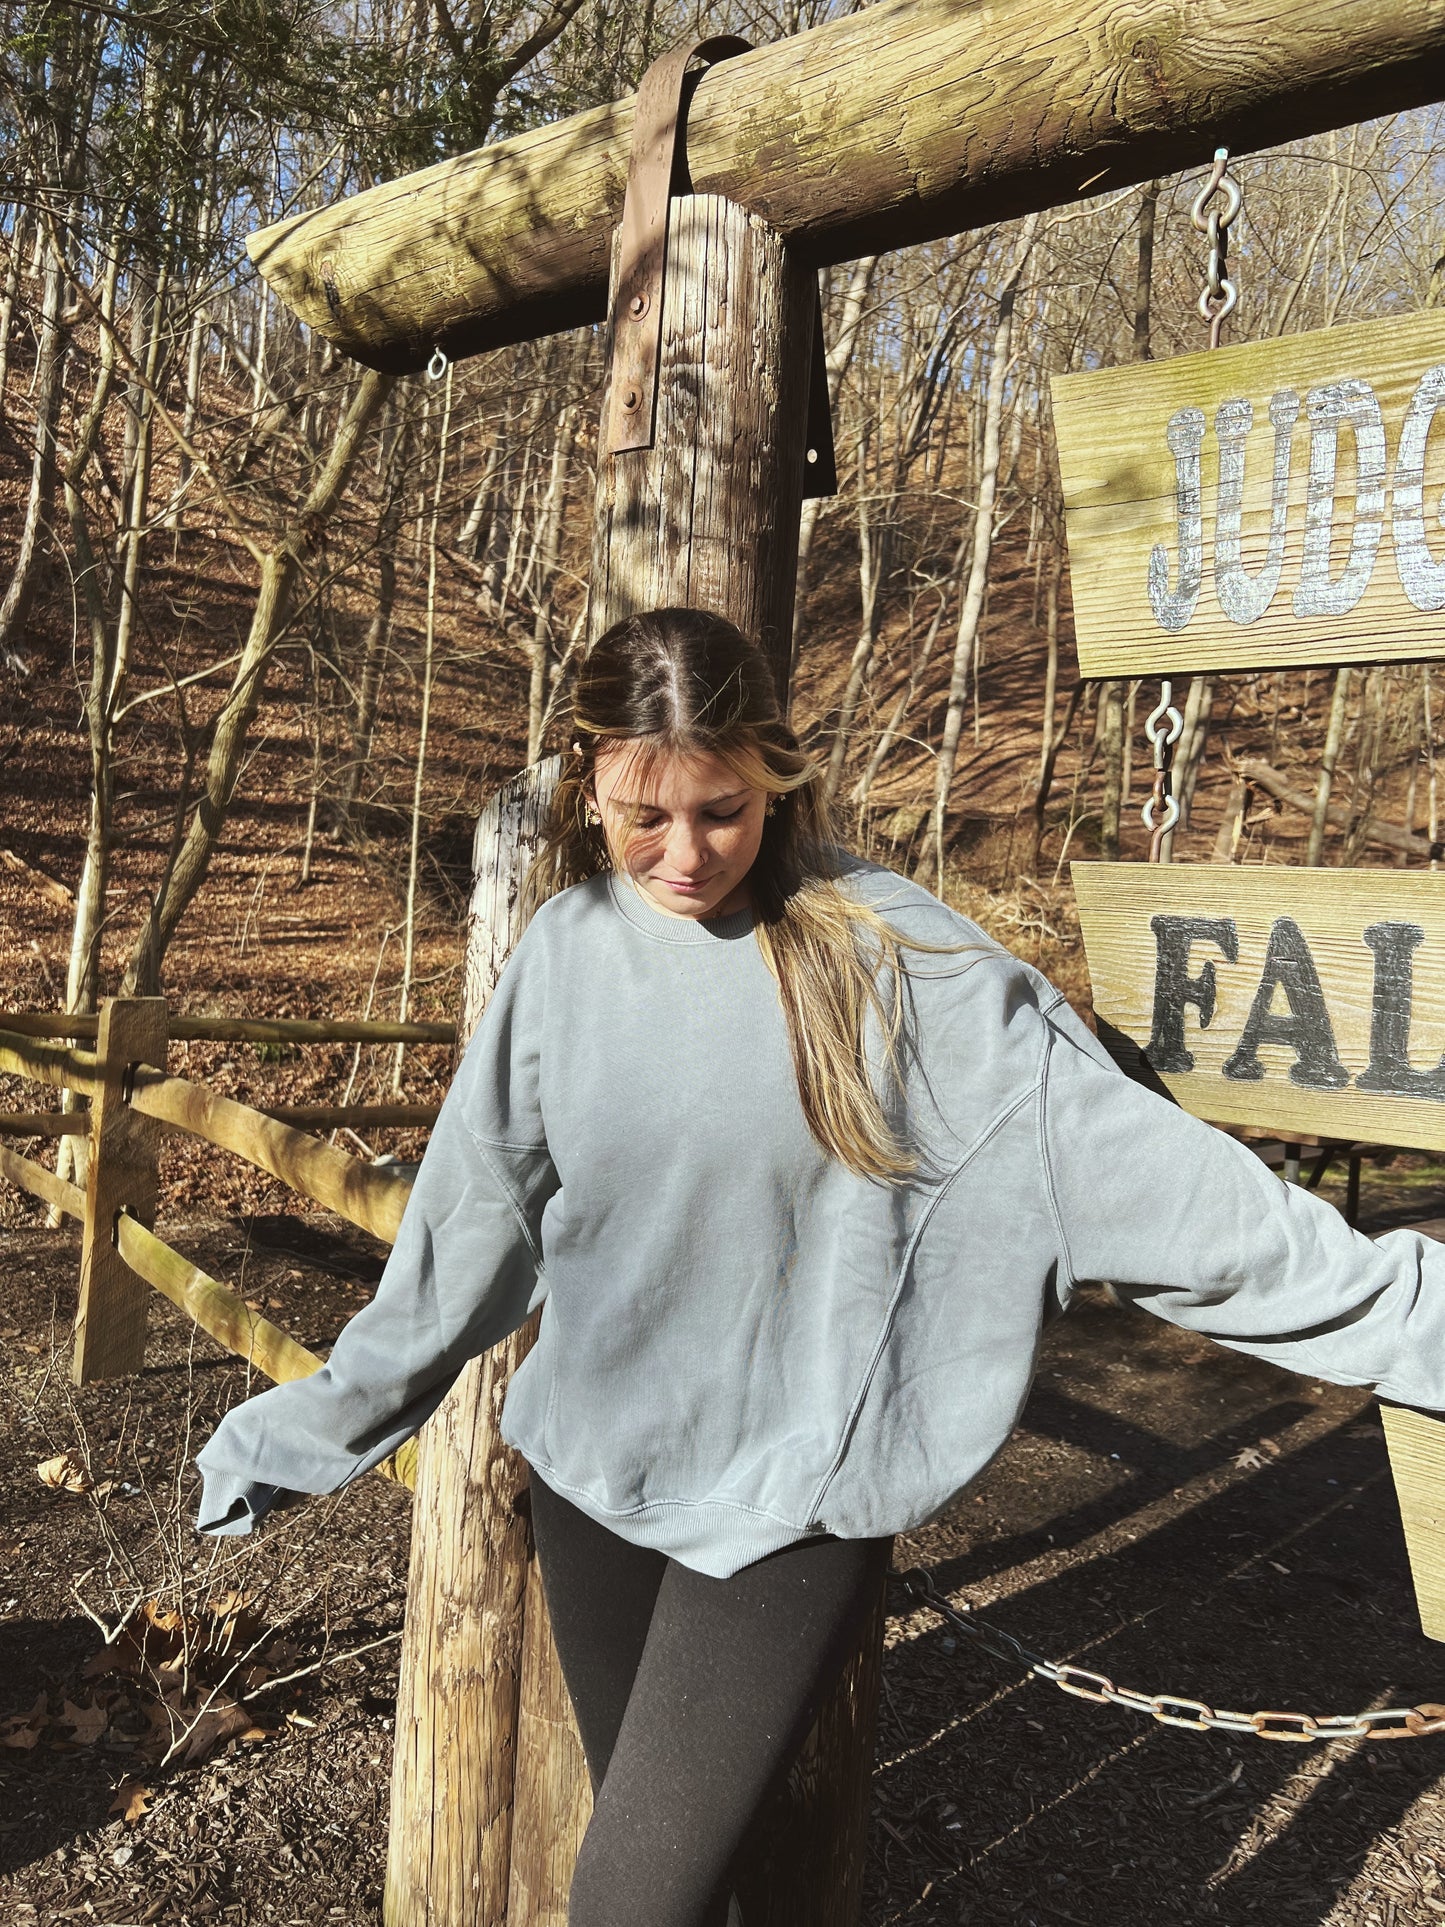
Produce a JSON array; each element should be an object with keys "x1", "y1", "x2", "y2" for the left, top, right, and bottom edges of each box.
[
  {"x1": 584, "y1": 804, "x2": 602, "y2": 826},
  {"x1": 765, "y1": 799, "x2": 778, "y2": 817}
]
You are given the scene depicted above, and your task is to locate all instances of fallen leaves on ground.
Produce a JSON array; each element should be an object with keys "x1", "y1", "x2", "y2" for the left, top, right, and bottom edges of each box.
[
  {"x1": 109, "y1": 1778, "x2": 153, "y2": 1824},
  {"x1": 36, "y1": 1451, "x2": 92, "y2": 1493},
  {"x1": 0, "y1": 1693, "x2": 48, "y2": 1748}
]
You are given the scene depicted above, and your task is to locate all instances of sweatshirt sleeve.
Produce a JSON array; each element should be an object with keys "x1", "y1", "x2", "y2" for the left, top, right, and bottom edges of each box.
[
  {"x1": 194, "y1": 942, "x2": 558, "y2": 1535},
  {"x1": 1038, "y1": 1001, "x2": 1445, "y2": 1411}
]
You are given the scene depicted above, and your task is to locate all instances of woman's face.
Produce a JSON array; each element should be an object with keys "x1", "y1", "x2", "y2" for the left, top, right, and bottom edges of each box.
[{"x1": 590, "y1": 745, "x2": 770, "y2": 921}]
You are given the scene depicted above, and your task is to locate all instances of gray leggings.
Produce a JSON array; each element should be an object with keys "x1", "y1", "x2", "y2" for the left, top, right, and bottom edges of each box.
[{"x1": 528, "y1": 1474, "x2": 891, "y2": 1927}]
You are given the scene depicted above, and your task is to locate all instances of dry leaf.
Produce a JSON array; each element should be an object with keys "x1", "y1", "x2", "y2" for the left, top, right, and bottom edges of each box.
[
  {"x1": 58, "y1": 1698, "x2": 109, "y2": 1746},
  {"x1": 1234, "y1": 1446, "x2": 1267, "y2": 1470},
  {"x1": 177, "y1": 1698, "x2": 257, "y2": 1765},
  {"x1": 36, "y1": 1452, "x2": 92, "y2": 1494},
  {"x1": 109, "y1": 1779, "x2": 152, "y2": 1824},
  {"x1": 0, "y1": 1694, "x2": 48, "y2": 1749}
]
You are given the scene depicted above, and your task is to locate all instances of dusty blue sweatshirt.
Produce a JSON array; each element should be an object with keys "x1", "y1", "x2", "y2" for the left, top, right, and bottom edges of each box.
[{"x1": 195, "y1": 858, "x2": 1445, "y2": 1575}]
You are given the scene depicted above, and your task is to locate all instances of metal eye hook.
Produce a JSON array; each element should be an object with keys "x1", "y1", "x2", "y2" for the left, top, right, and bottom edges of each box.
[
  {"x1": 427, "y1": 345, "x2": 449, "y2": 382},
  {"x1": 1190, "y1": 149, "x2": 1242, "y2": 234},
  {"x1": 1144, "y1": 683, "x2": 1184, "y2": 754},
  {"x1": 1141, "y1": 793, "x2": 1182, "y2": 836}
]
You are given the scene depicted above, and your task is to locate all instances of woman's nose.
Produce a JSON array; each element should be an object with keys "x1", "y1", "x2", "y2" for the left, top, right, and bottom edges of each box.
[{"x1": 665, "y1": 820, "x2": 708, "y2": 872}]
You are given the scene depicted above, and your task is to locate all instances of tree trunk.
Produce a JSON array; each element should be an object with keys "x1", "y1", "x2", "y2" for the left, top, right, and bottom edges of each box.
[
  {"x1": 822, "y1": 447, "x2": 891, "y2": 806},
  {"x1": 527, "y1": 404, "x2": 575, "y2": 763},
  {"x1": 122, "y1": 368, "x2": 394, "y2": 993},
  {"x1": 1307, "y1": 666, "x2": 1352, "y2": 866},
  {"x1": 789, "y1": 254, "x2": 877, "y2": 682},
  {"x1": 340, "y1": 397, "x2": 409, "y2": 822},
  {"x1": 1099, "y1": 681, "x2": 1125, "y2": 857},
  {"x1": 0, "y1": 245, "x2": 66, "y2": 668},
  {"x1": 0, "y1": 213, "x2": 29, "y2": 433},
  {"x1": 917, "y1": 220, "x2": 1035, "y2": 888}
]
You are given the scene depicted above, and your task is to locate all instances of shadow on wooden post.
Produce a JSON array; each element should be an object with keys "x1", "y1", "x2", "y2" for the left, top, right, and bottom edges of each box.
[
  {"x1": 385, "y1": 764, "x2": 561, "y2": 1927},
  {"x1": 72, "y1": 997, "x2": 168, "y2": 1382}
]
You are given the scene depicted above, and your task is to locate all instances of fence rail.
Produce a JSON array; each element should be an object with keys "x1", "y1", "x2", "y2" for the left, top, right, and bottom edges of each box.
[
  {"x1": 0, "y1": 1000, "x2": 438, "y2": 1406},
  {"x1": 0, "y1": 1141, "x2": 85, "y2": 1219},
  {"x1": 1, "y1": 1012, "x2": 454, "y2": 1045},
  {"x1": 128, "y1": 1066, "x2": 413, "y2": 1243}
]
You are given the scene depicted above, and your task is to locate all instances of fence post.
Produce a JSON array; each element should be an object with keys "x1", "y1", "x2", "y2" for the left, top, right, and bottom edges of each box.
[{"x1": 72, "y1": 996, "x2": 169, "y2": 1383}]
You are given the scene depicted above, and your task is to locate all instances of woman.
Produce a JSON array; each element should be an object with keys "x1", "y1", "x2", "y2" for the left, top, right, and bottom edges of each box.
[{"x1": 197, "y1": 607, "x2": 1445, "y2": 1927}]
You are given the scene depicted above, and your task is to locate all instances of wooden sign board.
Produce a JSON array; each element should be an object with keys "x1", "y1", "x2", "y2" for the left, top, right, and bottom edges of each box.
[
  {"x1": 1051, "y1": 310, "x2": 1445, "y2": 678},
  {"x1": 1073, "y1": 861, "x2": 1445, "y2": 1153}
]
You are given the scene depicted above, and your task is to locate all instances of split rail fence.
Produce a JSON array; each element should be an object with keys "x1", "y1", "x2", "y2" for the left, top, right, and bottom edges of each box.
[{"x1": 0, "y1": 999, "x2": 451, "y2": 1465}]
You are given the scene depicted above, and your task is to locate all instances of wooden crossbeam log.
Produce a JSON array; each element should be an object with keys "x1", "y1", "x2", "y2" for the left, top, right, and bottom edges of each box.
[{"x1": 247, "y1": 0, "x2": 1445, "y2": 373}]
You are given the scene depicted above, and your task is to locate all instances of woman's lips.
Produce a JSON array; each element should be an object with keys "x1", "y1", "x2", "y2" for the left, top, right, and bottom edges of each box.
[{"x1": 660, "y1": 878, "x2": 709, "y2": 892}]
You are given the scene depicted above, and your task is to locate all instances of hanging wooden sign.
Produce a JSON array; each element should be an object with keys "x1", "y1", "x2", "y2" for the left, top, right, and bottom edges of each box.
[
  {"x1": 1051, "y1": 310, "x2": 1445, "y2": 678},
  {"x1": 1073, "y1": 861, "x2": 1445, "y2": 1152}
]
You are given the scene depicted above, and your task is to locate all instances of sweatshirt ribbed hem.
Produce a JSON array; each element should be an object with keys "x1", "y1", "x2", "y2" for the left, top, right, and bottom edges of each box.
[
  {"x1": 605, "y1": 874, "x2": 757, "y2": 944},
  {"x1": 524, "y1": 1458, "x2": 816, "y2": 1578}
]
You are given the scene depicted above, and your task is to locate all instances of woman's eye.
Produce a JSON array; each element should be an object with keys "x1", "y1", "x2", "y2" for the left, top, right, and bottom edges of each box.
[{"x1": 708, "y1": 808, "x2": 745, "y2": 823}]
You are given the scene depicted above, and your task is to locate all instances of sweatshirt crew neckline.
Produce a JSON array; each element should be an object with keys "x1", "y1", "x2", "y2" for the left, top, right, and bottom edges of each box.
[{"x1": 605, "y1": 873, "x2": 757, "y2": 944}]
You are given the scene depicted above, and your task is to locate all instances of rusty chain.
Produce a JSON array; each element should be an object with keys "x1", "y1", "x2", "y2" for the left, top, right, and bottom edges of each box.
[
  {"x1": 889, "y1": 1566, "x2": 1445, "y2": 1744},
  {"x1": 1141, "y1": 681, "x2": 1183, "y2": 860},
  {"x1": 1191, "y1": 146, "x2": 1242, "y2": 351}
]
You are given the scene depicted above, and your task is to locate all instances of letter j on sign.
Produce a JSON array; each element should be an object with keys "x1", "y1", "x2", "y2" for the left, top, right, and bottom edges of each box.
[{"x1": 1051, "y1": 310, "x2": 1445, "y2": 677}]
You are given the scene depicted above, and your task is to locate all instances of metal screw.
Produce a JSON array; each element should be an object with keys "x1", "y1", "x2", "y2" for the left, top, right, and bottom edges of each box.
[
  {"x1": 628, "y1": 292, "x2": 650, "y2": 320},
  {"x1": 621, "y1": 385, "x2": 643, "y2": 413}
]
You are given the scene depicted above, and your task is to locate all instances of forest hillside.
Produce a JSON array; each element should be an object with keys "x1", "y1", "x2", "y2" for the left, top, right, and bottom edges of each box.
[{"x1": 2, "y1": 0, "x2": 1443, "y2": 1209}]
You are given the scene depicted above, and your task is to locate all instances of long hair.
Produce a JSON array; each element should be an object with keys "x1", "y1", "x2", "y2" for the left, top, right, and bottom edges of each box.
[{"x1": 523, "y1": 608, "x2": 965, "y2": 1183}]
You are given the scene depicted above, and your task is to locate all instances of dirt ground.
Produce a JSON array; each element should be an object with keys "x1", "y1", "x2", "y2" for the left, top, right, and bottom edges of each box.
[{"x1": 4, "y1": 1153, "x2": 1445, "y2": 1927}]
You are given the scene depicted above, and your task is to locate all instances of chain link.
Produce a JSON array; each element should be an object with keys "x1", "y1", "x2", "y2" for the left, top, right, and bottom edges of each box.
[
  {"x1": 889, "y1": 1567, "x2": 1445, "y2": 1745},
  {"x1": 1190, "y1": 147, "x2": 1243, "y2": 350},
  {"x1": 1141, "y1": 681, "x2": 1183, "y2": 859}
]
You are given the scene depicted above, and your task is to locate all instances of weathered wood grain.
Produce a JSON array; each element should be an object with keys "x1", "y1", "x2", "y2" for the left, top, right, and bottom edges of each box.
[
  {"x1": 589, "y1": 195, "x2": 815, "y2": 680},
  {"x1": 73, "y1": 999, "x2": 168, "y2": 1383},
  {"x1": 1052, "y1": 309, "x2": 1445, "y2": 676},
  {"x1": 114, "y1": 1212, "x2": 322, "y2": 1388},
  {"x1": 128, "y1": 1067, "x2": 412, "y2": 1243},
  {"x1": 506, "y1": 1550, "x2": 590, "y2": 1927},
  {"x1": 0, "y1": 1111, "x2": 90, "y2": 1135},
  {"x1": 0, "y1": 1027, "x2": 101, "y2": 1095},
  {"x1": 386, "y1": 763, "x2": 557, "y2": 1927},
  {"x1": 0, "y1": 1142, "x2": 85, "y2": 1219},
  {"x1": 0, "y1": 1012, "x2": 453, "y2": 1044},
  {"x1": 1074, "y1": 862, "x2": 1445, "y2": 1150},
  {"x1": 246, "y1": 0, "x2": 1445, "y2": 374},
  {"x1": 1381, "y1": 1403, "x2": 1445, "y2": 1644}
]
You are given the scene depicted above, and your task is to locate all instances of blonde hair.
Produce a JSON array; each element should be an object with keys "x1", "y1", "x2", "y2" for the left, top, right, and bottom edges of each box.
[{"x1": 522, "y1": 609, "x2": 968, "y2": 1183}]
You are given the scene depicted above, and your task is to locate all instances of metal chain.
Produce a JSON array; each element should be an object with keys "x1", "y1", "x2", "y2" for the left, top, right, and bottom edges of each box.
[
  {"x1": 890, "y1": 1567, "x2": 1445, "y2": 1744},
  {"x1": 1141, "y1": 682, "x2": 1183, "y2": 861},
  {"x1": 1191, "y1": 146, "x2": 1243, "y2": 351},
  {"x1": 1132, "y1": 150, "x2": 1243, "y2": 859}
]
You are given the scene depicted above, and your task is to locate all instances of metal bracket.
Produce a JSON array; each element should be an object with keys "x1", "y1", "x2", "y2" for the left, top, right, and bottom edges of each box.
[
  {"x1": 604, "y1": 34, "x2": 752, "y2": 458},
  {"x1": 602, "y1": 31, "x2": 838, "y2": 499}
]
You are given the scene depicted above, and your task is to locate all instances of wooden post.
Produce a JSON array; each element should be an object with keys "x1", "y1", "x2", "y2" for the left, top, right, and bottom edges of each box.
[
  {"x1": 72, "y1": 996, "x2": 168, "y2": 1383},
  {"x1": 1381, "y1": 1404, "x2": 1445, "y2": 1644},
  {"x1": 387, "y1": 192, "x2": 885, "y2": 1927},
  {"x1": 587, "y1": 194, "x2": 815, "y2": 675},
  {"x1": 501, "y1": 193, "x2": 885, "y2": 1927},
  {"x1": 385, "y1": 763, "x2": 561, "y2": 1927}
]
